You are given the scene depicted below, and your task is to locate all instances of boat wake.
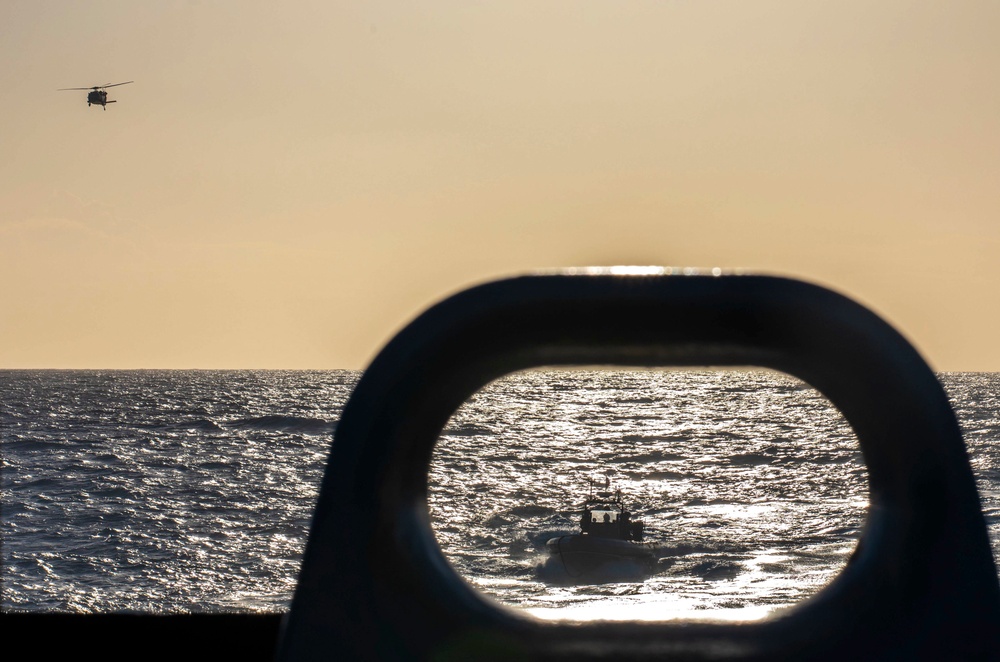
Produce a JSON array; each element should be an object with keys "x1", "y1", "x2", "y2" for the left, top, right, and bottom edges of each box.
[{"x1": 536, "y1": 551, "x2": 660, "y2": 585}]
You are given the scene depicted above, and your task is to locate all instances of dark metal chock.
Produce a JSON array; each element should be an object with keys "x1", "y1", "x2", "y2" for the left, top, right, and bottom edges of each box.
[{"x1": 278, "y1": 271, "x2": 1000, "y2": 661}]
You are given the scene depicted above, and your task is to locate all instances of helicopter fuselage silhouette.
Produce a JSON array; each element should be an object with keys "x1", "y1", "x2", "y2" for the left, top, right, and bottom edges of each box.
[
  {"x1": 59, "y1": 81, "x2": 133, "y2": 110},
  {"x1": 87, "y1": 89, "x2": 112, "y2": 108}
]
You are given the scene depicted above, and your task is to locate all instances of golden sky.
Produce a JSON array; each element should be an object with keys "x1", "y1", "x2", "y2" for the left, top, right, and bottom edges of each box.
[{"x1": 2, "y1": 1, "x2": 999, "y2": 369}]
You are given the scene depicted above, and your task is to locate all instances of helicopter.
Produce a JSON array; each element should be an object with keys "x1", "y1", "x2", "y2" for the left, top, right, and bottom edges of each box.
[{"x1": 58, "y1": 81, "x2": 133, "y2": 109}]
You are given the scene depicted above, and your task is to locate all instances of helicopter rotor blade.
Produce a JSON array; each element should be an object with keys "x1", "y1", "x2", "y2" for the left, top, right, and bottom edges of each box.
[
  {"x1": 57, "y1": 87, "x2": 95, "y2": 91},
  {"x1": 100, "y1": 81, "x2": 134, "y2": 89}
]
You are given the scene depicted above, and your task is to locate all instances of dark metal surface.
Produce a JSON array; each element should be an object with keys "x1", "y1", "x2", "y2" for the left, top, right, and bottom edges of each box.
[
  {"x1": 0, "y1": 613, "x2": 282, "y2": 661},
  {"x1": 278, "y1": 272, "x2": 1000, "y2": 661}
]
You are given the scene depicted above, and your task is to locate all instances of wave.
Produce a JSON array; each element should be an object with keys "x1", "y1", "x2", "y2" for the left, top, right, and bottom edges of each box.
[
  {"x1": 639, "y1": 470, "x2": 687, "y2": 481},
  {"x1": 727, "y1": 452, "x2": 774, "y2": 466},
  {"x1": 443, "y1": 423, "x2": 494, "y2": 437},
  {"x1": 507, "y1": 505, "x2": 557, "y2": 518},
  {"x1": 197, "y1": 460, "x2": 238, "y2": 471},
  {"x1": 162, "y1": 418, "x2": 224, "y2": 433},
  {"x1": 536, "y1": 555, "x2": 655, "y2": 585},
  {"x1": 685, "y1": 559, "x2": 744, "y2": 581},
  {"x1": 6, "y1": 438, "x2": 68, "y2": 451},
  {"x1": 605, "y1": 449, "x2": 688, "y2": 463},
  {"x1": 224, "y1": 415, "x2": 335, "y2": 435},
  {"x1": 150, "y1": 418, "x2": 222, "y2": 432}
]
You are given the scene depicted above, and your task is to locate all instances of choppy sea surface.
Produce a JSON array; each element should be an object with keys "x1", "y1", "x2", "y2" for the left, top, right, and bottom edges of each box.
[{"x1": 3, "y1": 370, "x2": 999, "y2": 620}]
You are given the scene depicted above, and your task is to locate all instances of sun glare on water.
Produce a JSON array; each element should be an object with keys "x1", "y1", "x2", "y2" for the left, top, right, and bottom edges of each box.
[{"x1": 431, "y1": 368, "x2": 867, "y2": 624}]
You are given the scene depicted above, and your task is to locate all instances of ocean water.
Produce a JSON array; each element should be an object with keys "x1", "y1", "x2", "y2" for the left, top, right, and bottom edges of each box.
[{"x1": 2, "y1": 369, "x2": 998, "y2": 620}]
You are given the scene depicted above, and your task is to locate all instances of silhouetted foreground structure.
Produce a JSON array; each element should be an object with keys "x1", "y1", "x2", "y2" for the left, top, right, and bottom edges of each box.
[
  {"x1": 279, "y1": 272, "x2": 1000, "y2": 661},
  {"x1": 6, "y1": 272, "x2": 999, "y2": 660}
]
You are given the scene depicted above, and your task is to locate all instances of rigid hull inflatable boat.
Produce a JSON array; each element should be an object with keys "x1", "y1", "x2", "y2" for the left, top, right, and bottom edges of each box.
[{"x1": 546, "y1": 488, "x2": 655, "y2": 577}]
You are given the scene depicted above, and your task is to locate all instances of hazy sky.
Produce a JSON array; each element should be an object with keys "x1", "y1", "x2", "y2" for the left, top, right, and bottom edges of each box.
[{"x1": 3, "y1": 1, "x2": 999, "y2": 369}]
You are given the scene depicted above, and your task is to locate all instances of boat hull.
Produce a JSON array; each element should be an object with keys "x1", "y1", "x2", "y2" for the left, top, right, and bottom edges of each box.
[{"x1": 546, "y1": 534, "x2": 655, "y2": 578}]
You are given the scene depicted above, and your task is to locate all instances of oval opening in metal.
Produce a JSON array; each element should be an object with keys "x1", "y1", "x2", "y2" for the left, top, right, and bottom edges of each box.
[{"x1": 430, "y1": 367, "x2": 867, "y2": 622}]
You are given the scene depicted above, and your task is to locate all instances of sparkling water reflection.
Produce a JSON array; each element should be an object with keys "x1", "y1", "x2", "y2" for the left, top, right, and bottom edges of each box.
[
  {"x1": 3, "y1": 369, "x2": 998, "y2": 617},
  {"x1": 431, "y1": 369, "x2": 867, "y2": 621}
]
